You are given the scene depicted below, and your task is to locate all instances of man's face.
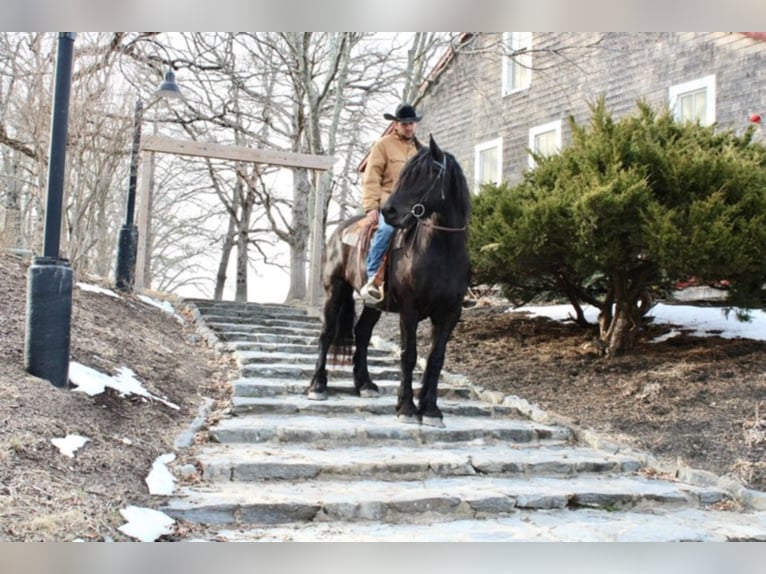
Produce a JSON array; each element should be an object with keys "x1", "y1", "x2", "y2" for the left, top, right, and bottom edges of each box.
[{"x1": 395, "y1": 121, "x2": 417, "y2": 141}]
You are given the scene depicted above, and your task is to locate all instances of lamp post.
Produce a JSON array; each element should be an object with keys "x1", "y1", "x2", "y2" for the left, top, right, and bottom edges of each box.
[
  {"x1": 24, "y1": 32, "x2": 76, "y2": 388},
  {"x1": 114, "y1": 68, "x2": 182, "y2": 292}
]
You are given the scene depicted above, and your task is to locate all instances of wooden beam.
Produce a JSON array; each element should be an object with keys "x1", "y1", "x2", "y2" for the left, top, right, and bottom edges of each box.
[{"x1": 142, "y1": 135, "x2": 337, "y2": 171}]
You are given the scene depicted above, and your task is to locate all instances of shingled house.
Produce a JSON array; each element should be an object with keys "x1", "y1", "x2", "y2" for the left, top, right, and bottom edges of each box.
[{"x1": 411, "y1": 32, "x2": 766, "y2": 192}]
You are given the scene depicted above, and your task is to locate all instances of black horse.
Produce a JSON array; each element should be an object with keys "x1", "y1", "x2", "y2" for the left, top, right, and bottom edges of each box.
[{"x1": 307, "y1": 136, "x2": 471, "y2": 427}]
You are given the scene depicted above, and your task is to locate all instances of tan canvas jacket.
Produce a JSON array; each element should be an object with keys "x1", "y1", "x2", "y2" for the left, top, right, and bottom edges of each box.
[{"x1": 361, "y1": 133, "x2": 420, "y2": 213}]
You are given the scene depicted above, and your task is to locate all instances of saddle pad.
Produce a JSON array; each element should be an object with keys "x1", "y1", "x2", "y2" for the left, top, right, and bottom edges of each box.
[{"x1": 341, "y1": 219, "x2": 371, "y2": 247}]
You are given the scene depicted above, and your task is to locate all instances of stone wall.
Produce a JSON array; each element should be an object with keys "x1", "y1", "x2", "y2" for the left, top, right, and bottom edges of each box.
[{"x1": 416, "y1": 33, "x2": 766, "y2": 190}]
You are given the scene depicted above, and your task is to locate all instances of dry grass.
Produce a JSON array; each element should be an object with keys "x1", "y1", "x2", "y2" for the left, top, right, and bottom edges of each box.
[{"x1": 0, "y1": 251, "x2": 235, "y2": 541}]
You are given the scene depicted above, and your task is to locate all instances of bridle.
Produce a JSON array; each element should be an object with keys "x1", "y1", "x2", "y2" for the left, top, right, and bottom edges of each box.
[{"x1": 409, "y1": 157, "x2": 466, "y2": 233}]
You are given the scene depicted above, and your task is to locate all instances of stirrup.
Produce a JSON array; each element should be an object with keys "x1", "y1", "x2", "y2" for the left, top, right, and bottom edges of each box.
[
  {"x1": 462, "y1": 296, "x2": 478, "y2": 309},
  {"x1": 360, "y1": 280, "x2": 384, "y2": 304}
]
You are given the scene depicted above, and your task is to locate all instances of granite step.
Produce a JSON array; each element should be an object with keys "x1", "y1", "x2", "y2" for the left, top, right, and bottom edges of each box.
[
  {"x1": 238, "y1": 362, "x2": 402, "y2": 381},
  {"x1": 205, "y1": 322, "x2": 320, "y2": 338},
  {"x1": 197, "y1": 443, "x2": 643, "y2": 482},
  {"x1": 197, "y1": 314, "x2": 321, "y2": 328},
  {"x1": 208, "y1": 413, "x2": 573, "y2": 446},
  {"x1": 206, "y1": 508, "x2": 766, "y2": 542},
  {"x1": 234, "y1": 350, "x2": 395, "y2": 368},
  {"x1": 230, "y1": 377, "x2": 472, "y2": 399},
  {"x1": 185, "y1": 299, "x2": 313, "y2": 317},
  {"x1": 215, "y1": 331, "x2": 318, "y2": 345},
  {"x1": 161, "y1": 474, "x2": 729, "y2": 526},
  {"x1": 220, "y1": 341, "x2": 393, "y2": 358},
  {"x1": 230, "y1": 394, "x2": 520, "y2": 417}
]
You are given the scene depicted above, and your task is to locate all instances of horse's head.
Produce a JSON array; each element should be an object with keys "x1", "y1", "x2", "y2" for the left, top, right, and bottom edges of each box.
[{"x1": 382, "y1": 135, "x2": 468, "y2": 230}]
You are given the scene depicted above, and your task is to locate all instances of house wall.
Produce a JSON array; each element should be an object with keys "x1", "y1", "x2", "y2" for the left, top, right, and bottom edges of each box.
[{"x1": 416, "y1": 32, "x2": 766, "y2": 191}]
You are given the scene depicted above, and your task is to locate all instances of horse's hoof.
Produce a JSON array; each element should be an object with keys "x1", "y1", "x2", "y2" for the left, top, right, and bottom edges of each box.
[
  {"x1": 307, "y1": 390, "x2": 328, "y2": 401},
  {"x1": 397, "y1": 414, "x2": 419, "y2": 425},
  {"x1": 421, "y1": 416, "x2": 445, "y2": 428},
  {"x1": 359, "y1": 388, "x2": 380, "y2": 398}
]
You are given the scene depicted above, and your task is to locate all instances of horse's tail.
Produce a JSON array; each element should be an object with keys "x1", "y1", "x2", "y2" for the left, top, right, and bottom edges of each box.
[{"x1": 328, "y1": 281, "x2": 355, "y2": 366}]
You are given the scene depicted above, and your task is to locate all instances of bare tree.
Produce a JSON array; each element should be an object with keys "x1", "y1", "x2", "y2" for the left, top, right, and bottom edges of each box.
[{"x1": 0, "y1": 32, "x2": 454, "y2": 305}]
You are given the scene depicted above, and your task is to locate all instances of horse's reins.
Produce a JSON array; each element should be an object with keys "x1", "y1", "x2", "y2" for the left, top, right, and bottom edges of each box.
[{"x1": 410, "y1": 157, "x2": 466, "y2": 233}]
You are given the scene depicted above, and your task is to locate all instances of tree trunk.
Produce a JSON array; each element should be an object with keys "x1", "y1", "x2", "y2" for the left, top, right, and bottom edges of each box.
[
  {"x1": 213, "y1": 182, "x2": 240, "y2": 300},
  {"x1": 214, "y1": 230, "x2": 235, "y2": 301},
  {"x1": 235, "y1": 228, "x2": 248, "y2": 302},
  {"x1": 600, "y1": 277, "x2": 642, "y2": 356},
  {"x1": 285, "y1": 168, "x2": 311, "y2": 301},
  {"x1": 2, "y1": 154, "x2": 21, "y2": 249},
  {"x1": 605, "y1": 301, "x2": 634, "y2": 355}
]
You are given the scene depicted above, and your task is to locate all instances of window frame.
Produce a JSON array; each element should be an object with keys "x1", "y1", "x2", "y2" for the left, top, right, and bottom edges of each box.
[
  {"x1": 668, "y1": 74, "x2": 716, "y2": 126},
  {"x1": 502, "y1": 32, "x2": 532, "y2": 96},
  {"x1": 528, "y1": 120, "x2": 562, "y2": 168},
  {"x1": 474, "y1": 137, "x2": 503, "y2": 190}
]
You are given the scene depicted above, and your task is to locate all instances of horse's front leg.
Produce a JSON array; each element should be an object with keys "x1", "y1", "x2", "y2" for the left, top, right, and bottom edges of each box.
[
  {"x1": 352, "y1": 305, "x2": 381, "y2": 397},
  {"x1": 419, "y1": 308, "x2": 461, "y2": 427},
  {"x1": 396, "y1": 306, "x2": 419, "y2": 423}
]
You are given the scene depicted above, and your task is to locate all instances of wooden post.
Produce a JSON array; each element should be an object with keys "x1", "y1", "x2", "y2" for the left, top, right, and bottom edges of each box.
[
  {"x1": 134, "y1": 149, "x2": 153, "y2": 291},
  {"x1": 308, "y1": 170, "x2": 325, "y2": 307}
]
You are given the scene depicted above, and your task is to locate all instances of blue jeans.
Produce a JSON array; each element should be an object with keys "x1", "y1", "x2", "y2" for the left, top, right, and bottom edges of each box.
[{"x1": 366, "y1": 210, "x2": 395, "y2": 278}]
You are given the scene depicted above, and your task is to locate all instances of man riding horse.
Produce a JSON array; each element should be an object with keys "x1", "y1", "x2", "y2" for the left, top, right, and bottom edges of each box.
[
  {"x1": 307, "y1": 129, "x2": 473, "y2": 426},
  {"x1": 360, "y1": 103, "x2": 476, "y2": 308},
  {"x1": 360, "y1": 103, "x2": 423, "y2": 305}
]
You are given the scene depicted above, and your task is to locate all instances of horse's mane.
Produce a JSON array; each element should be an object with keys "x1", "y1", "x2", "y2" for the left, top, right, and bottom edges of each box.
[{"x1": 394, "y1": 145, "x2": 471, "y2": 227}]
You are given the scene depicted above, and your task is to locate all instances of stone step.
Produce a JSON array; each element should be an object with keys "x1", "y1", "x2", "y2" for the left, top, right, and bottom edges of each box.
[
  {"x1": 199, "y1": 314, "x2": 321, "y2": 328},
  {"x1": 238, "y1": 362, "x2": 401, "y2": 380},
  {"x1": 235, "y1": 350, "x2": 395, "y2": 368},
  {"x1": 204, "y1": 508, "x2": 766, "y2": 541},
  {"x1": 231, "y1": 377, "x2": 472, "y2": 400},
  {"x1": 216, "y1": 332, "x2": 318, "y2": 345},
  {"x1": 186, "y1": 299, "x2": 313, "y2": 317},
  {"x1": 220, "y1": 341, "x2": 393, "y2": 358},
  {"x1": 205, "y1": 322, "x2": 320, "y2": 338},
  {"x1": 197, "y1": 443, "x2": 643, "y2": 482},
  {"x1": 208, "y1": 413, "x2": 573, "y2": 446},
  {"x1": 161, "y1": 474, "x2": 729, "y2": 526},
  {"x1": 230, "y1": 394, "x2": 519, "y2": 418}
]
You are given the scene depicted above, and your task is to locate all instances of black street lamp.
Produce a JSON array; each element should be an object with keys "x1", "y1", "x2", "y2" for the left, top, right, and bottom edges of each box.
[
  {"x1": 24, "y1": 33, "x2": 76, "y2": 388},
  {"x1": 114, "y1": 69, "x2": 182, "y2": 292}
]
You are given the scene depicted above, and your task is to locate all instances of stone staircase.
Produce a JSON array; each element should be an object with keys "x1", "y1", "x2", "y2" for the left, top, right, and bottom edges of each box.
[{"x1": 166, "y1": 298, "x2": 766, "y2": 541}]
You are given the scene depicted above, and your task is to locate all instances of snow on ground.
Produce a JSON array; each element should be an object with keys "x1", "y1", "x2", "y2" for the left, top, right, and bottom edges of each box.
[{"x1": 513, "y1": 302, "x2": 766, "y2": 342}]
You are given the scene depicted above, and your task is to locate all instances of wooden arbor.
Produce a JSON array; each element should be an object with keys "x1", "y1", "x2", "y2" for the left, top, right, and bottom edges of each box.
[{"x1": 135, "y1": 134, "x2": 336, "y2": 302}]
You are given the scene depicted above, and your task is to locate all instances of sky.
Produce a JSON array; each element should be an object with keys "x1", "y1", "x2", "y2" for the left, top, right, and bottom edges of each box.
[
  {"x1": 56, "y1": 281, "x2": 766, "y2": 541},
  {"x1": 7, "y1": 2, "x2": 766, "y2": 31}
]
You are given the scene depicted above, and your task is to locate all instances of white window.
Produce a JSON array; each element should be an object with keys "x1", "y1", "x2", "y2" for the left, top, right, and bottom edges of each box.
[
  {"x1": 668, "y1": 75, "x2": 716, "y2": 126},
  {"x1": 528, "y1": 120, "x2": 562, "y2": 168},
  {"x1": 502, "y1": 32, "x2": 532, "y2": 95},
  {"x1": 474, "y1": 138, "x2": 503, "y2": 189}
]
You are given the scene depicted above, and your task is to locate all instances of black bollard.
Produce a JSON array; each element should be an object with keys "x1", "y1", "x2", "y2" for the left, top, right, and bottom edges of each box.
[
  {"x1": 24, "y1": 33, "x2": 75, "y2": 388},
  {"x1": 25, "y1": 257, "x2": 73, "y2": 387},
  {"x1": 115, "y1": 224, "x2": 138, "y2": 291}
]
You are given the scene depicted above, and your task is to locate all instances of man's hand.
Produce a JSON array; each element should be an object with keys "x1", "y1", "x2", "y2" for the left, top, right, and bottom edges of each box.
[{"x1": 365, "y1": 209, "x2": 379, "y2": 225}]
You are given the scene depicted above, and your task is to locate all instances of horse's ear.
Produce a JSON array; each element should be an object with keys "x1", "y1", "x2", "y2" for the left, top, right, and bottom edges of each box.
[{"x1": 429, "y1": 134, "x2": 444, "y2": 163}]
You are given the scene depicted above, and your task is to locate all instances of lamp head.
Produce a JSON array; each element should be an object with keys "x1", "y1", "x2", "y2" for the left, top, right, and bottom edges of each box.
[{"x1": 155, "y1": 69, "x2": 182, "y2": 100}]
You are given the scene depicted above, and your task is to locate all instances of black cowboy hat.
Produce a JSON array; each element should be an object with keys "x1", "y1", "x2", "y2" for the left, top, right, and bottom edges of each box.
[{"x1": 384, "y1": 103, "x2": 423, "y2": 123}]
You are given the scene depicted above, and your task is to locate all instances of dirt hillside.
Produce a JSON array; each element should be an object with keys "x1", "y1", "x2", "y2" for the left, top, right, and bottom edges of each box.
[{"x1": 0, "y1": 251, "x2": 234, "y2": 541}]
